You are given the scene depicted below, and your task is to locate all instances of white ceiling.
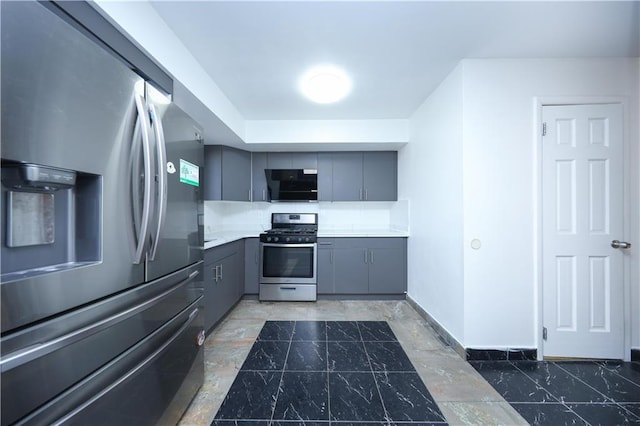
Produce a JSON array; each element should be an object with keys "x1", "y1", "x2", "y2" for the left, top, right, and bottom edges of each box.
[{"x1": 150, "y1": 1, "x2": 639, "y2": 121}]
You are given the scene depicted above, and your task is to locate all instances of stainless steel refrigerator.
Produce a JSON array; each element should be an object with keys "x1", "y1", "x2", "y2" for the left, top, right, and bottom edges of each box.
[{"x1": 1, "y1": 2, "x2": 205, "y2": 424}]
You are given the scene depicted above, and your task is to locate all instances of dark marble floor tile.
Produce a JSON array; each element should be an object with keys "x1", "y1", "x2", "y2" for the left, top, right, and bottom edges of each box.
[
  {"x1": 328, "y1": 424, "x2": 446, "y2": 426},
  {"x1": 285, "y1": 341, "x2": 327, "y2": 371},
  {"x1": 241, "y1": 341, "x2": 290, "y2": 371},
  {"x1": 512, "y1": 361, "x2": 609, "y2": 403},
  {"x1": 374, "y1": 372, "x2": 445, "y2": 422},
  {"x1": 212, "y1": 422, "x2": 270, "y2": 426},
  {"x1": 568, "y1": 403, "x2": 640, "y2": 425},
  {"x1": 471, "y1": 361, "x2": 557, "y2": 403},
  {"x1": 273, "y1": 372, "x2": 329, "y2": 421},
  {"x1": 624, "y1": 404, "x2": 640, "y2": 418},
  {"x1": 390, "y1": 423, "x2": 449, "y2": 426},
  {"x1": 214, "y1": 371, "x2": 280, "y2": 420},
  {"x1": 327, "y1": 341, "x2": 371, "y2": 372},
  {"x1": 328, "y1": 372, "x2": 386, "y2": 421},
  {"x1": 292, "y1": 321, "x2": 327, "y2": 341},
  {"x1": 256, "y1": 321, "x2": 295, "y2": 341},
  {"x1": 557, "y1": 362, "x2": 640, "y2": 403},
  {"x1": 327, "y1": 423, "x2": 386, "y2": 426},
  {"x1": 599, "y1": 361, "x2": 640, "y2": 387},
  {"x1": 326, "y1": 321, "x2": 361, "y2": 341},
  {"x1": 510, "y1": 403, "x2": 587, "y2": 426},
  {"x1": 365, "y1": 341, "x2": 416, "y2": 372},
  {"x1": 357, "y1": 321, "x2": 398, "y2": 341},
  {"x1": 271, "y1": 422, "x2": 328, "y2": 426}
]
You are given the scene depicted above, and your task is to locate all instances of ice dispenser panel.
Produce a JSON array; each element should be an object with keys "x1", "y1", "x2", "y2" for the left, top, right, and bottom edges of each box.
[
  {"x1": 7, "y1": 191, "x2": 55, "y2": 247},
  {"x1": 1, "y1": 162, "x2": 101, "y2": 282}
]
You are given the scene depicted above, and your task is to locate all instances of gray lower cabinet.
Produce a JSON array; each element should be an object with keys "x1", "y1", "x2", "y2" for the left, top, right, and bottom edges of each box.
[
  {"x1": 204, "y1": 240, "x2": 244, "y2": 332},
  {"x1": 317, "y1": 241, "x2": 335, "y2": 293},
  {"x1": 205, "y1": 145, "x2": 251, "y2": 201},
  {"x1": 317, "y1": 237, "x2": 407, "y2": 295},
  {"x1": 244, "y1": 238, "x2": 260, "y2": 294}
]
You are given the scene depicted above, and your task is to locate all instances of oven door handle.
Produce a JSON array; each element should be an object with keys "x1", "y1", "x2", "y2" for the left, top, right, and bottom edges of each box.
[{"x1": 260, "y1": 243, "x2": 317, "y2": 248}]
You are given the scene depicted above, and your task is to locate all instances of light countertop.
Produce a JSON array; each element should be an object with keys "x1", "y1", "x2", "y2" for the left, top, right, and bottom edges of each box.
[{"x1": 204, "y1": 228, "x2": 409, "y2": 249}]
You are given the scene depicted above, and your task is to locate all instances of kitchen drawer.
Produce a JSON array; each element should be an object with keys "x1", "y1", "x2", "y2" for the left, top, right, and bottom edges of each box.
[{"x1": 319, "y1": 237, "x2": 405, "y2": 250}]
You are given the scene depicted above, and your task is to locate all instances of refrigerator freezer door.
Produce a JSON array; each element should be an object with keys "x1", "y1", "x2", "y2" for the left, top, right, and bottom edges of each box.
[
  {"x1": 1, "y1": 262, "x2": 204, "y2": 425},
  {"x1": 145, "y1": 100, "x2": 204, "y2": 282},
  {"x1": 0, "y1": 1, "x2": 145, "y2": 332}
]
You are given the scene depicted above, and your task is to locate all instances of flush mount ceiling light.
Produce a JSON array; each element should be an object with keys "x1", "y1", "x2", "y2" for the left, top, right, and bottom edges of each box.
[{"x1": 298, "y1": 65, "x2": 352, "y2": 104}]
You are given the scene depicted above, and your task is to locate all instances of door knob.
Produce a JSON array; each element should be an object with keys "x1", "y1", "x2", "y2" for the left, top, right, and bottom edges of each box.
[{"x1": 611, "y1": 240, "x2": 632, "y2": 249}]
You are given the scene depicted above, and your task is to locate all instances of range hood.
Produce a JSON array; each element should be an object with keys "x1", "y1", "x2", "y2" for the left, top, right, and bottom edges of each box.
[{"x1": 265, "y1": 169, "x2": 318, "y2": 202}]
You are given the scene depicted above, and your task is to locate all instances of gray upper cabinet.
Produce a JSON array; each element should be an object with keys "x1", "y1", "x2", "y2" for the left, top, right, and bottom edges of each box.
[
  {"x1": 332, "y1": 152, "x2": 364, "y2": 201},
  {"x1": 330, "y1": 152, "x2": 397, "y2": 201},
  {"x1": 317, "y1": 153, "x2": 333, "y2": 202},
  {"x1": 252, "y1": 152, "x2": 268, "y2": 202},
  {"x1": 207, "y1": 149, "x2": 396, "y2": 203},
  {"x1": 267, "y1": 152, "x2": 318, "y2": 169},
  {"x1": 363, "y1": 152, "x2": 397, "y2": 201},
  {"x1": 205, "y1": 145, "x2": 251, "y2": 201}
]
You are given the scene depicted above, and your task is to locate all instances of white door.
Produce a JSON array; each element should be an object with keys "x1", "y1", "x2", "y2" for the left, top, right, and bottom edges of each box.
[{"x1": 542, "y1": 103, "x2": 627, "y2": 360}]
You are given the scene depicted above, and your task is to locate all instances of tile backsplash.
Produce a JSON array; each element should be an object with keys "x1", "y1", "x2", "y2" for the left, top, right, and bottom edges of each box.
[{"x1": 204, "y1": 200, "x2": 409, "y2": 235}]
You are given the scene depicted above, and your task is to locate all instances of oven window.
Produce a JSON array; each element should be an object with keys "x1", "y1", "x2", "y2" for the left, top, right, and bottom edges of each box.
[{"x1": 262, "y1": 246, "x2": 314, "y2": 279}]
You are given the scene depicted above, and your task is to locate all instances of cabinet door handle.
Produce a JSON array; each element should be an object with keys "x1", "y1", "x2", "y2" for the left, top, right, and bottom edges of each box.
[
  {"x1": 262, "y1": 189, "x2": 266, "y2": 201},
  {"x1": 359, "y1": 188, "x2": 363, "y2": 201},
  {"x1": 364, "y1": 249, "x2": 368, "y2": 264},
  {"x1": 365, "y1": 189, "x2": 368, "y2": 201},
  {"x1": 220, "y1": 264, "x2": 223, "y2": 281},
  {"x1": 330, "y1": 251, "x2": 333, "y2": 264}
]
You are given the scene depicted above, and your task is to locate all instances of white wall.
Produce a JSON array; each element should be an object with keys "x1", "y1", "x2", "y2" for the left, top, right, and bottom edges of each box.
[
  {"x1": 399, "y1": 64, "x2": 465, "y2": 342},
  {"x1": 402, "y1": 58, "x2": 639, "y2": 353},
  {"x1": 245, "y1": 120, "x2": 409, "y2": 144},
  {"x1": 460, "y1": 58, "x2": 639, "y2": 350}
]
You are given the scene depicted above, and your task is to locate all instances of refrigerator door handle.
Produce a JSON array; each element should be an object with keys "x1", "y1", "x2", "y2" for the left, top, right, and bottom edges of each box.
[
  {"x1": 133, "y1": 93, "x2": 154, "y2": 264},
  {"x1": 148, "y1": 103, "x2": 167, "y2": 261}
]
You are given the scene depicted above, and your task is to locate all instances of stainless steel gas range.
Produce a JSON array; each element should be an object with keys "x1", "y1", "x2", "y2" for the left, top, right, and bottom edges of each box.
[{"x1": 259, "y1": 213, "x2": 318, "y2": 301}]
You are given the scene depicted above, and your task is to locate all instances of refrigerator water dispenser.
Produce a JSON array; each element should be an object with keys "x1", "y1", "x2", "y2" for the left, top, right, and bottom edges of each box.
[{"x1": 1, "y1": 162, "x2": 102, "y2": 282}]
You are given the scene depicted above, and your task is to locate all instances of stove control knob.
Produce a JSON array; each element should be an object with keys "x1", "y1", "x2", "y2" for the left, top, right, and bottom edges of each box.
[
  {"x1": 285, "y1": 237, "x2": 291, "y2": 242},
  {"x1": 274, "y1": 237, "x2": 279, "y2": 242},
  {"x1": 266, "y1": 236, "x2": 271, "y2": 242},
  {"x1": 304, "y1": 237, "x2": 310, "y2": 242}
]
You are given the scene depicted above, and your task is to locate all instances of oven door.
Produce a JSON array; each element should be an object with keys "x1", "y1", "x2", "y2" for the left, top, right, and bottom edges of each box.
[{"x1": 260, "y1": 243, "x2": 317, "y2": 284}]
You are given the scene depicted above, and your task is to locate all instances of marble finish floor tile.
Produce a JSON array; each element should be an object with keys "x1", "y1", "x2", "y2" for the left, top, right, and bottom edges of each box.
[
  {"x1": 213, "y1": 321, "x2": 445, "y2": 425},
  {"x1": 179, "y1": 300, "x2": 525, "y2": 426},
  {"x1": 472, "y1": 359, "x2": 640, "y2": 425}
]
